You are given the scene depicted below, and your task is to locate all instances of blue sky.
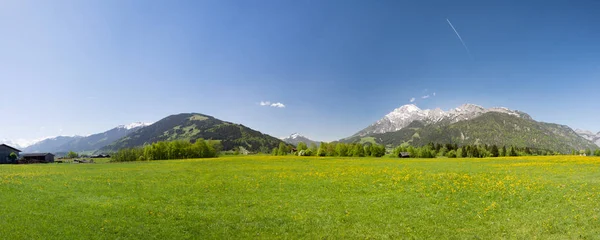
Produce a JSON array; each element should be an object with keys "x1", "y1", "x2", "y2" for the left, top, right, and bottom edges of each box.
[{"x1": 1, "y1": 0, "x2": 599, "y2": 144}]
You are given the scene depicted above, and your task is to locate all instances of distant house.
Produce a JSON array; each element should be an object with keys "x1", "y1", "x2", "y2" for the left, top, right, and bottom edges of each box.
[
  {"x1": 21, "y1": 153, "x2": 55, "y2": 163},
  {"x1": 0, "y1": 144, "x2": 21, "y2": 164},
  {"x1": 399, "y1": 152, "x2": 411, "y2": 158}
]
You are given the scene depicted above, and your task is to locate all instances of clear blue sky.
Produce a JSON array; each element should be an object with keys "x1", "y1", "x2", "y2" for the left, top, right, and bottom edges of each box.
[{"x1": 1, "y1": 0, "x2": 599, "y2": 144}]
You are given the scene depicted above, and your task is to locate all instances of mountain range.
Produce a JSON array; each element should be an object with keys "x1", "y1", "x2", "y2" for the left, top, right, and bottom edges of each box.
[
  {"x1": 281, "y1": 133, "x2": 320, "y2": 147},
  {"x1": 351, "y1": 104, "x2": 532, "y2": 137},
  {"x1": 22, "y1": 123, "x2": 151, "y2": 153},
  {"x1": 1, "y1": 104, "x2": 598, "y2": 155},
  {"x1": 344, "y1": 104, "x2": 598, "y2": 153}
]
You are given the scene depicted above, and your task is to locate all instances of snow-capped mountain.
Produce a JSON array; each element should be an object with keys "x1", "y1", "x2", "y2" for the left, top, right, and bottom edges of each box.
[
  {"x1": 352, "y1": 104, "x2": 532, "y2": 137},
  {"x1": 22, "y1": 122, "x2": 152, "y2": 153},
  {"x1": 575, "y1": 129, "x2": 600, "y2": 147},
  {"x1": 282, "y1": 133, "x2": 320, "y2": 146}
]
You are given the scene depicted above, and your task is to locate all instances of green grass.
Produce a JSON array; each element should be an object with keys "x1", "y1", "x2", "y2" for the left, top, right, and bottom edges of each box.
[
  {"x1": 359, "y1": 136, "x2": 377, "y2": 145},
  {"x1": 2, "y1": 156, "x2": 600, "y2": 239},
  {"x1": 189, "y1": 115, "x2": 208, "y2": 121}
]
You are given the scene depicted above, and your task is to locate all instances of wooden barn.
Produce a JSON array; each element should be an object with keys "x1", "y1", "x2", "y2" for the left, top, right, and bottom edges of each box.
[
  {"x1": 21, "y1": 153, "x2": 55, "y2": 163},
  {"x1": 0, "y1": 144, "x2": 21, "y2": 164},
  {"x1": 398, "y1": 152, "x2": 411, "y2": 158}
]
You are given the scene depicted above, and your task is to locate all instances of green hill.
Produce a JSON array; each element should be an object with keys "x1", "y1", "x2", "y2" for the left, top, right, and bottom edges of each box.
[
  {"x1": 100, "y1": 113, "x2": 286, "y2": 153},
  {"x1": 345, "y1": 112, "x2": 597, "y2": 153}
]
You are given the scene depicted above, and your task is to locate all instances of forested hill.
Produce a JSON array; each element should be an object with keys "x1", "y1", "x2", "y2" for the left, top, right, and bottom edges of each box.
[
  {"x1": 345, "y1": 112, "x2": 598, "y2": 153},
  {"x1": 100, "y1": 113, "x2": 287, "y2": 153}
]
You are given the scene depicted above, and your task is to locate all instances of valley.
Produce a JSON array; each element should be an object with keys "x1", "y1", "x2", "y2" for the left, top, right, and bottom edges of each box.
[{"x1": 2, "y1": 155, "x2": 600, "y2": 239}]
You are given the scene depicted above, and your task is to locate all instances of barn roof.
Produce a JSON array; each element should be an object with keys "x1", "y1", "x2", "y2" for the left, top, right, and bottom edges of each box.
[
  {"x1": 22, "y1": 153, "x2": 55, "y2": 157},
  {"x1": 0, "y1": 144, "x2": 22, "y2": 152}
]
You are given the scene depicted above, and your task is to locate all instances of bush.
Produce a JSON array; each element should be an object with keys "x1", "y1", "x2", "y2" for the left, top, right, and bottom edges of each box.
[
  {"x1": 446, "y1": 150, "x2": 457, "y2": 158},
  {"x1": 304, "y1": 149, "x2": 313, "y2": 156},
  {"x1": 67, "y1": 151, "x2": 79, "y2": 159},
  {"x1": 8, "y1": 152, "x2": 17, "y2": 161}
]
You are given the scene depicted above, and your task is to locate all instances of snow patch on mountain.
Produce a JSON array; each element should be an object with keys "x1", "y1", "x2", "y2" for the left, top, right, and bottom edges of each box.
[
  {"x1": 575, "y1": 129, "x2": 600, "y2": 147},
  {"x1": 117, "y1": 122, "x2": 153, "y2": 130}
]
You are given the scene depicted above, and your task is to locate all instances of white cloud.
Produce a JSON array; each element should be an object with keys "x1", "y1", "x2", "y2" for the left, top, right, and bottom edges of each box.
[
  {"x1": 259, "y1": 101, "x2": 285, "y2": 108},
  {"x1": 433, "y1": 92, "x2": 436, "y2": 96},
  {"x1": 422, "y1": 95, "x2": 430, "y2": 99},
  {"x1": 409, "y1": 97, "x2": 415, "y2": 103},
  {"x1": 270, "y1": 102, "x2": 285, "y2": 108}
]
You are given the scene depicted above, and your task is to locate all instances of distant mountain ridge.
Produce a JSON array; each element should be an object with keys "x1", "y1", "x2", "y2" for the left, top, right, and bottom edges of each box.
[
  {"x1": 282, "y1": 133, "x2": 320, "y2": 146},
  {"x1": 101, "y1": 113, "x2": 287, "y2": 153},
  {"x1": 53, "y1": 122, "x2": 152, "y2": 153},
  {"x1": 345, "y1": 104, "x2": 597, "y2": 153},
  {"x1": 575, "y1": 129, "x2": 600, "y2": 147},
  {"x1": 22, "y1": 122, "x2": 151, "y2": 153},
  {"x1": 0, "y1": 138, "x2": 45, "y2": 149},
  {"x1": 22, "y1": 136, "x2": 84, "y2": 153}
]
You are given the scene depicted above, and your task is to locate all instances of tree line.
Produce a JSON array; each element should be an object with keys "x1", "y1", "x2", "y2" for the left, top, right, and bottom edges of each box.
[
  {"x1": 272, "y1": 142, "x2": 386, "y2": 157},
  {"x1": 110, "y1": 138, "x2": 599, "y2": 162},
  {"x1": 572, "y1": 149, "x2": 600, "y2": 156},
  {"x1": 393, "y1": 142, "x2": 564, "y2": 158},
  {"x1": 111, "y1": 139, "x2": 221, "y2": 162}
]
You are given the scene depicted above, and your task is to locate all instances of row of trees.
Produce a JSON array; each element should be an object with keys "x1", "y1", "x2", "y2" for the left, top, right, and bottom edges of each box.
[
  {"x1": 110, "y1": 138, "x2": 599, "y2": 161},
  {"x1": 111, "y1": 139, "x2": 221, "y2": 162},
  {"x1": 393, "y1": 142, "x2": 563, "y2": 158},
  {"x1": 271, "y1": 142, "x2": 386, "y2": 157},
  {"x1": 571, "y1": 149, "x2": 600, "y2": 156}
]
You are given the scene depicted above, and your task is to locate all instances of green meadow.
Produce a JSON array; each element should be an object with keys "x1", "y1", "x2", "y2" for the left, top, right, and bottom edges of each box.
[{"x1": 2, "y1": 155, "x2": 600, "y2": 239}]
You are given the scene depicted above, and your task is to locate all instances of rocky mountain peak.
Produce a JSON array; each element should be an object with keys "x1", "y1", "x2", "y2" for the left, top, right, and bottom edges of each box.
[{"x1": 352, "y1": 103, "x2": 530, "y2": 137}]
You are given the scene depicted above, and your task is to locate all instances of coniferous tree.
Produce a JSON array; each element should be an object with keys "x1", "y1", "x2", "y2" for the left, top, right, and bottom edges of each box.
[
  {"x1": 509, "y1": 146, "x2": 518, "y2": 156},
  {"x1": 491, "y1": 145, "x2": 499, "y2": 157}
]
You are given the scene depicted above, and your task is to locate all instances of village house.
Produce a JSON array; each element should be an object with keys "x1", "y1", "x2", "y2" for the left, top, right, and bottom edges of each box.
[
  {"x1": 21, "y1": 153, "x2": 55, "y2": 163},
  {"x1": 0, "y1": 144, "x2": 21, "y2": 164}
]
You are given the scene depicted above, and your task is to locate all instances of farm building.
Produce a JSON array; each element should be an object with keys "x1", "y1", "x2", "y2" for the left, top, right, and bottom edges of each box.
[
  {"x1": 0, "y1": 144, "x2": 21, "y2": 164},
  {"x1": 398, "y1": 152, "x2": 410, "y2": 158},
  {"x1": 21, "y1": 153, "x2": 55, "y2": 163}
]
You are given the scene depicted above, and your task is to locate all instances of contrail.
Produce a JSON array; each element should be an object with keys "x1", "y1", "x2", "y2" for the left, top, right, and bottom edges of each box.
[{"x1": 446, "y1": 18, "x2": 471, "y2": 57}]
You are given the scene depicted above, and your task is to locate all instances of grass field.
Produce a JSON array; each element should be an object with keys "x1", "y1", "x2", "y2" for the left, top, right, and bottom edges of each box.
[{"x1": 2, "y1": 156, "x2": 600, "y2": 239}]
